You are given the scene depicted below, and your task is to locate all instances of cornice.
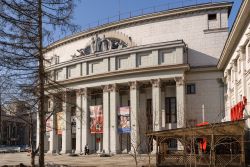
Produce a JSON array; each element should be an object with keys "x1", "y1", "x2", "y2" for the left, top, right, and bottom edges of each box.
[
  {"x1": 45, "y1": 64, "x2": 189, "y2": 88},
  {"x1": 45, "y1": 2, "x2": 232, "y2": 52}
]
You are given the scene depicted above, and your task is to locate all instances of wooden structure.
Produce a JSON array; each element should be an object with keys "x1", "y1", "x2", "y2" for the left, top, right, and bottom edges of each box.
[{"x1": 147, "y1": 120, "x2": 246, "y2": 167}]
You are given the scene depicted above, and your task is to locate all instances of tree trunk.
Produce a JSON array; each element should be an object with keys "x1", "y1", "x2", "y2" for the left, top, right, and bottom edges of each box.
[{"x1": 38, "y1": 0, "x2": 45, "y2": 166}]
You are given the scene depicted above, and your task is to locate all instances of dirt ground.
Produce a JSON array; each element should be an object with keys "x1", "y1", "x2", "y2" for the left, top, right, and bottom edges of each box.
[{"x1": 0, "y1": 152, "x2": 156, "y2": 167}]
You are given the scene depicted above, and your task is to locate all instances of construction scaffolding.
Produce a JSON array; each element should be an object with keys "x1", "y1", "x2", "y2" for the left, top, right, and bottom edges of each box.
[{"x1": 147, "y1": 120, "x2": 245, "y2": 167}]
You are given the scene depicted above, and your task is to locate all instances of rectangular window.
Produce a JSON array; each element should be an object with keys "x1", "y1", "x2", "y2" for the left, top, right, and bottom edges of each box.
[
  {"x1": 208, "y1": 13, "x2": 217, "y2": 20},
  {"x1": 55, "y1": 71, "x2": 59, "y2": 81},
  {"x1": 67, "y1": 67, "x2": 71, "y2": 78},
  {"x1": 168, "y1": 139, "x2": 177, "y2": 149},
  {"x1": 165, "y1": 97, "x2": 177, "y2": 123},
  {"x1": 55, "y1": 56, "x2": 60, "y2": 64},
  {"x1": 186, "y1": 83, "x2": 196, "y2": 94}
]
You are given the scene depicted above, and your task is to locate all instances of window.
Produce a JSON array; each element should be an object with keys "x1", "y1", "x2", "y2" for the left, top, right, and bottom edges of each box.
[
  {"x1": 55, "y1": 71, "x2": 59, "y2": 80},
  {"x1": 208, "y1": 13, "x2": 217, "y2": 20},
  {"x1": 186, "y1": 84, "x2": 196, "y2": 94},
  {"x1": 165, "y1": 97, "x2": 177, "y2": 123},
  {"x1": 167, "y1": 139, "x2": 177, "y2": 149}
]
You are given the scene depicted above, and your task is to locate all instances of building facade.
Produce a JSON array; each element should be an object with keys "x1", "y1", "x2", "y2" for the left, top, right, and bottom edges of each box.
[
  {"x1": 38, "y1": 2, "x2": 232, "y2": 154},
  {"x1": 1, "y1": 101, "x2": 35, "y2": 146},
  {"x1": 218, "y1": 0, "x2": 250, "y2": 129}
]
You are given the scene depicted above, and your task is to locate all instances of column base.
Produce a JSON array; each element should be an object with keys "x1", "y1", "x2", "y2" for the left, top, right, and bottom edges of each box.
[
  {"x1": 75, "y1": 149, "x2": 82, "y2": 154},
  {"x1": 47, "y1": 150, "x2": 57, "y2": 154},
  {"x1": 60, "y1": 150, "x2": 72, "y2": 154}
]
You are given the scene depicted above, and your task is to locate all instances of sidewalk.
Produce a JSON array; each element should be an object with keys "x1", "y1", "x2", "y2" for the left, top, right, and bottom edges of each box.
[{"x1": 0, "y1": 152, "x2": 156, "y2": 167}]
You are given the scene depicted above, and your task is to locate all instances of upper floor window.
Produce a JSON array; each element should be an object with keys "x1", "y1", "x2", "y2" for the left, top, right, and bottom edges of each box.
[
  {"x1": 55, "y1": 70, "x2": 59, "y2": 81},
  {"x1": 186, "y1": 83, "x2": 196, "y2": 94},
  {"x1": 208, "y1": 13, "x2": 217, "y2": 20},
  {"x1": 54, "y1": 55, "x2": 60, "y2": 64}
]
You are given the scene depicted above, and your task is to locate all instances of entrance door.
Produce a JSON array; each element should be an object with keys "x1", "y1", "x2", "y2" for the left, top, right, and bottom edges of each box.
[{"x1": 165, "y1": 97, "x2": 177, "y2": 124}]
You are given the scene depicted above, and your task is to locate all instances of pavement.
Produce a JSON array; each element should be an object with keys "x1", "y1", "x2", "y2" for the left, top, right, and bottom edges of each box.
[{"x1": 0, "y1": 152, "x2": 156, "y2": 167}]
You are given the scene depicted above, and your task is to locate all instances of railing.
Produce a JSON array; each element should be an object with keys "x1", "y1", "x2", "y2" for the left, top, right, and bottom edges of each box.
[{"x1": 79, "y1": 0, "x2": 232, "y2": 33}]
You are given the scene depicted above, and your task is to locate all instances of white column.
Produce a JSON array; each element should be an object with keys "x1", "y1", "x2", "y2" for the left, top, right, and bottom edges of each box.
[
  {"x1": 48, "y1": 96, "x2": 58, "y2": 153},
  {"x1": 61, "y1": 91, "x2": 72, "y2": 154},
  {"x1": 161, "y1": 87, "x2": 166, "y2": 128},
  {"x1": 227, "y1": 69, "x2": 232, "y2": 121},
  {"x1": 175, "y1": 77, "x2": 185, "y2": 128},
  {"x1": 129, "y1": 81, "x2": 140, "y2": 152},
  {"x1": 233, "y1": 59, "x2": 238, "y2": 103},
  {"x1": 110, "y1": 84, "x2": 120, "y2": 153},
  {"x1": 36, "y1": 111, "x2": 40, "y2": 149},
  {"x1": 151, "y1": 79, "x2": 162, "y2": 131},
  {"x1": 239, "y1": 46, "x2": 246, "y2": 97},
  {"x1": 103, "y1": 85, "x2": 110, "y2": 153},
  {"x1": 75, "y1": 89, "x2": 84, "y2": 153},
  {"x1": 81, "y1": 88, "x2": 90, "y2": 152}
]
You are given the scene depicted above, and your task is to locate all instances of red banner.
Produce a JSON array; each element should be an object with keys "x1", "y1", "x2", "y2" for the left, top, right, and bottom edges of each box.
[
  {"x1": 231, "y1": 96, "x2": 247, "y2": 121},
  {"x1": 90, "y1": 105, "x2": 103, "y2": 134}
]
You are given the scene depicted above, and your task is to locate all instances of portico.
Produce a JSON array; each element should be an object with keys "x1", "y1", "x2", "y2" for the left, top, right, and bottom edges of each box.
[{"x1": 43, "y1": 76, "x2": 186, "y2": 154}]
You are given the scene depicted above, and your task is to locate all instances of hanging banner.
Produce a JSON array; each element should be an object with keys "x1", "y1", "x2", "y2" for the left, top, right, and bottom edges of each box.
[
  {"x1": 231, "y1": 96, "x2": 247, "y2": 121},
  {"x1": 90, "y1": 105, "x2": 103, "y2": 134},
  {"x1": 57, "y1": 112, "x2": 63, "y2": 135},
  {"x1": 118, "y1": 106, "x2": 130, "y2": 133}
]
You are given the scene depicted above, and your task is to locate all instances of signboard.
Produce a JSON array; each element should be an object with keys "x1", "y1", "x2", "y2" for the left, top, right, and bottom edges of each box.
[
  {"x1": 118, "y1": 106, "x2": 130, "y2": 133},
  {"x1": 57, "y1": 112, "x2": 63, "y2": 135},
  {"x1": 90, "y1": 105, "x2": 103, "y2": 134}
]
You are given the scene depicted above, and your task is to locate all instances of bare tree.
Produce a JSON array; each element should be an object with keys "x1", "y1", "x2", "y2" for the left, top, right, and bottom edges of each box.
[{"x1": 0, "y1": 0, "x2": 78, "y2": 166}]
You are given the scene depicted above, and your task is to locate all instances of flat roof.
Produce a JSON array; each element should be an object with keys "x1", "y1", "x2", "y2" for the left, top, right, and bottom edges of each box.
[{"x1": 146, "y1": 119, "x2": 245, "y2": 137}]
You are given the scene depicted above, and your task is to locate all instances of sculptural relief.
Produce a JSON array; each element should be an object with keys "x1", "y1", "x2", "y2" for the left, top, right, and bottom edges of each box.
[{"x1": 75, "y1": 34, "x2": 129, "y2": 58}]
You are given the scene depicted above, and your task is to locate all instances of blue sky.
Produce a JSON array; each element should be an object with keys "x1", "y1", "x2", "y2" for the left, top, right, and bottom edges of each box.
[{"x1": 73, "y1": 0, "x2": 242, "y2": 31}]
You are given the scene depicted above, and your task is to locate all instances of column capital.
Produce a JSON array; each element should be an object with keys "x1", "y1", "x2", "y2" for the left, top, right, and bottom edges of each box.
[
  {"x1": 151, "y1": 79, "x2": 161, "y2": 88},
  {"x1": 128, "y1": 81, "x2": 139, "y2": 90},
  {"x1": 109, "y1": 84, "x2": 119, "y2": 92},
  {"x1": 76, "y1": 88, "x2": 87, "y2": 96},
  {"x1": 102, "y1": 85, "x2": 110, "y2": 93},
  {"x1": 174, "y1": 77, "x2": 185, "y2": 86}
]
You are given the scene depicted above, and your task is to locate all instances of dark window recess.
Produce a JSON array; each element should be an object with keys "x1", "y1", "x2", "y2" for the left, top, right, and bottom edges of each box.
[
  {"x1": 167, "y1": 139, "x2": 177, "y2": 149},
  {"x1": 186, "y1": 84, "x2": 196, "y2": 94},
  {"x1": 165, "y1": 97, "x2": 177, "y2": 123},
  {"x1": 208, "y1": 14, "x2": 217, "y2": 20}
]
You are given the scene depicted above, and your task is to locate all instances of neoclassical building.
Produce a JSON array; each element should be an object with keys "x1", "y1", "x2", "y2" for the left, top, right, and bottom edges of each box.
[
  {"x1": 37, "y1": 2, "x2": 232, "y2": 154},
  {"x1": 218, "y1": 1, "x2": 250, "y2": 128}
]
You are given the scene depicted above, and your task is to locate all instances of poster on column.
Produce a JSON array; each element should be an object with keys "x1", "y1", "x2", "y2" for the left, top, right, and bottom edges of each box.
[
  {"x1": 89, "y1": 105, "x2": 103, "y2": 134},
  {"x1": 56, "y1": 112, "x2": 63, "y2": 135},
  {"x1": 118, "y1": 106, "x2": 130, "y2": 133}
]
